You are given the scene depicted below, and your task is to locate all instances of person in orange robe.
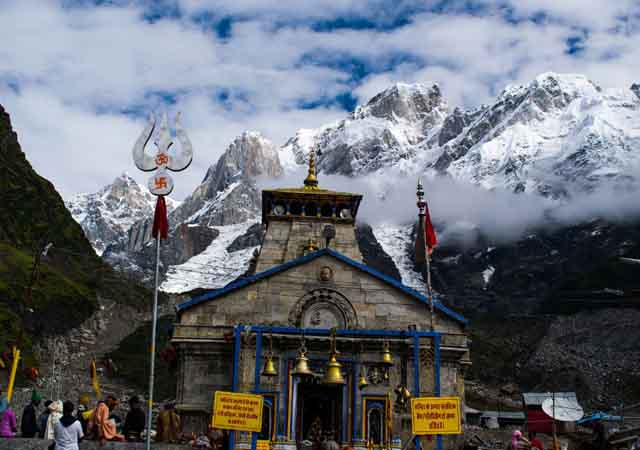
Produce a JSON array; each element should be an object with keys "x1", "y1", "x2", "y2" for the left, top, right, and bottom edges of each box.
[{"x1": 89, "y1": 397, "x2": 124, "y2": 445}]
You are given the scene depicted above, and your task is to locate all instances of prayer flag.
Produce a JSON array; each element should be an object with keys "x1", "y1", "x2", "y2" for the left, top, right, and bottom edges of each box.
[{"x1": 90, "y1": 359, "x2": 102, "y2": 398}]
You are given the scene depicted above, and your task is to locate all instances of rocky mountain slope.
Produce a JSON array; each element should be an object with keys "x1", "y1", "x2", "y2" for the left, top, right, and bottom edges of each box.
[
  {"x1": 66, "y1": 73, "x2": 640, "y2": 407},
  {"x1": 0, "y1": 104, "x2": 150, "y2": 375},
  {"x1": 66, "y1": 173, "x2": 178, "y2": 255}
]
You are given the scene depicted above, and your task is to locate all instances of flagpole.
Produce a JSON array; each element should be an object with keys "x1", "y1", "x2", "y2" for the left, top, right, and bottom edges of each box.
[
  {"x1": 146, "y1": 234, "x2": 161, "y2": 450},
  {"x1": 416, "y1": 180, "x2": 435, "y2": 331},
  {"x1": 133, "y1": 112, "x2": 193, "y2": 449}
]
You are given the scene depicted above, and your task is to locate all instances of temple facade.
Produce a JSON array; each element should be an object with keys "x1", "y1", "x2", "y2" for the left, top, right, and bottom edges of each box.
[{"x1": 172, "y1": 152, "x2": 470, "y2": 450}]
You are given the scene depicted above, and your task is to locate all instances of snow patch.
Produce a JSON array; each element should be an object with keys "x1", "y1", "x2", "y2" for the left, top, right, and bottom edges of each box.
[
  {"x1": 482, "y1": 266, "x2": 495, "y2": 288},
  {"x1": 160, "y1": 221, "x2": 259, "y2": 293},
  {"x1": 372, "y1": 223, "x2": 426, "y2": 292}
]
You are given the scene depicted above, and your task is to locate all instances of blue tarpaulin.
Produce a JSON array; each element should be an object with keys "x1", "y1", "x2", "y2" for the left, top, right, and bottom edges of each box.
[{"x1": 577, "y1": 412, "x2": 623, "y2": 424}]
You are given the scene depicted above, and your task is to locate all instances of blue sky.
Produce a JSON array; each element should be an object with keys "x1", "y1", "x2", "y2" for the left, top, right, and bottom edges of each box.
[{"x1": 1, "y1": 0, "x2": 639, "y2": 198}]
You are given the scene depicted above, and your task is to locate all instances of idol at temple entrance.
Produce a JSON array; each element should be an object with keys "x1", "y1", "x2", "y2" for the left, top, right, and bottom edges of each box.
[{"x1": 171, "y1": 149, "x2": 470, "y2": 450}]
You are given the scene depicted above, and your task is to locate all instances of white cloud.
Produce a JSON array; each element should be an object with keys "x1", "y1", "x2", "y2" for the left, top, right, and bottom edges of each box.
[{"x1": 0, "y1": 0, "x2": 638, "y2": 202}]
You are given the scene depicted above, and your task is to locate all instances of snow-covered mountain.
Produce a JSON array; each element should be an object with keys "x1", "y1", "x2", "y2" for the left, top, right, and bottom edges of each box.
[
  {"x1": 71, "y1": 72, "x2": 640, "y2": 284},
  {"x1": 281, "y1": 82, "x2": 448, "y2": 175},
  {"x1": 282, "y1": 72, "x2": 640, "y2": 198},
  {"x1": 66, "y1": 173, "x2": 178, "y2": 255}
]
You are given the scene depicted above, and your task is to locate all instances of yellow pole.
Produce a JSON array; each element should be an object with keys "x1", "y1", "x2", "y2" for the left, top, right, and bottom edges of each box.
[{"x1": 7, "y1": 347, "x2": 20, "y2": 403}]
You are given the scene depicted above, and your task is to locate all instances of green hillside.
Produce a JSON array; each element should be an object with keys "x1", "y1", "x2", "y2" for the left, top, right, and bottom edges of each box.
[{"x1": 0, "y1": 104, "x2": 149, "y2": 368}]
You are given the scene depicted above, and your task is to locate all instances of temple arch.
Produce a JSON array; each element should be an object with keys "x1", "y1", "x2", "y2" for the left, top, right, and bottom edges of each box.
[{"x1": 288, "y1": 288, "x2": 357, "y2": 329}]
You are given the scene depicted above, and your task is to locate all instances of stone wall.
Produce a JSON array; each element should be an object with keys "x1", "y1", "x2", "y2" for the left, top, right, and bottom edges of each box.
[
  {"x1": 179, "y1": 254, "x2": 464, "y2": 333},
  {"x1": 256, "y1": 221, "x2": 362, "y2": 272}
]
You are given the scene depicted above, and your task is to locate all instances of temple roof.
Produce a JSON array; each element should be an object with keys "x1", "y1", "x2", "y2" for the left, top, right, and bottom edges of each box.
[
  {"x1": 175, "y1": 247, "x2": 468, "y2": 325},
  {"x1": 261, "y1": 147, "x2": 363, "y2": 223}
]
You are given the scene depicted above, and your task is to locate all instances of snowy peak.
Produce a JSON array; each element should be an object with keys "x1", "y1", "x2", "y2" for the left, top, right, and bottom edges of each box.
[
  {"x1": 282, "y1": 82, "x2": 448, "y2": 176},
  {"x1": 202, "y1": 131, "x2": 283, "y2": 193},
  {"x1": 169, "y1": 132, "x2": 283, "y2": 228},
  {"x1": 66, "y1": 173, "x2": 178, "y2": 255},
  {"x1": 354, "y1": 82, "x2": 448, "y2": 123},
  {"x1": 437, "y1": 72, "x2": 640, "y2": 195}
]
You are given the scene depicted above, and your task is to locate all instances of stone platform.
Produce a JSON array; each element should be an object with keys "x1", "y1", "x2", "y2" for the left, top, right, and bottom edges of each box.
[{"x1": 0, "y1": 438, "x2": 190, "y2": 450}]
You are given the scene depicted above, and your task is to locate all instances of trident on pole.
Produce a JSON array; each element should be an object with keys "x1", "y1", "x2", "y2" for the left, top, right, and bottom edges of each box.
[{"x1": 132, "y1": 112, "x2": 193, "y2": 450}]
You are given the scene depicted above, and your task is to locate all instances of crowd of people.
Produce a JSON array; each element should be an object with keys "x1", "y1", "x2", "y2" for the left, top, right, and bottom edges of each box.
[{"x1": 0, "y1": 388, "x2": 184, "y2": 448}]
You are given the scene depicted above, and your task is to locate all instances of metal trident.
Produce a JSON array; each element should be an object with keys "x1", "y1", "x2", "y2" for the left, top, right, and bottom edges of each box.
[{"x1": 132, "y1": 112, "x2": 193, "y2": 196}]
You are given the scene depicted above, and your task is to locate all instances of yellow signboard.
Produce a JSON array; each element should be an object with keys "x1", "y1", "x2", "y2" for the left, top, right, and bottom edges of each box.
[
  {"x1": 212, "y1": 391, "x2": 264, "y2": 432},
  {"x1": 411, "y1": 397, "x2": 461, "y2": 435},
  {"x1": 256, "y1": 439, "x2": 271, "y2": 450}
]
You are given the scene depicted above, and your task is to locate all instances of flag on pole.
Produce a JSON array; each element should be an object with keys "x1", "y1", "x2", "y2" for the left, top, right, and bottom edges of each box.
[
  {"x1": 90, "y1": 359, "x2": 102, "y2": 398},
  {"x1": 7, "y1": 347, "x2": 20, "y2": 403},
  {"x1": 415, "y1": 180, "x2": 437, "y2": 264},
  {"x1": 424, "y1": 202, "x2": 437, "y2": 254},
  {"x1": 152, "y1": 195, "x2": 169, "y2": 239}
]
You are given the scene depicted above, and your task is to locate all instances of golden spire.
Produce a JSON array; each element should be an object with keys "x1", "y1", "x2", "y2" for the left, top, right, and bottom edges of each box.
[{"x1": 303, "y1": 147, "x2": 319, "y2": 190}]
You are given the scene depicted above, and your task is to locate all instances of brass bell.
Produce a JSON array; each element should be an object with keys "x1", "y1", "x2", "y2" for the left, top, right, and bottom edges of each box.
[
  {"x1": 402, "y1": 386, "x2": 412, "y2": 400},
  {"x1": 323, "y1": 353, "x2": 345, "y2": 385},
  {"x1": 358, "y1": 367, "x2": 369, "y2": 390},
  {"x1": 381, "y1": 340, "x2": 393, "y2": 366},
  {"x1": 292, "y1": 347, "x2": 313, "y2": 377},
  {"x1": 323, "y1": 329, "x2": 345, "y2": 385},
  {"x1": 262, "y1": 355, "x2": 278, "y2": 377}
]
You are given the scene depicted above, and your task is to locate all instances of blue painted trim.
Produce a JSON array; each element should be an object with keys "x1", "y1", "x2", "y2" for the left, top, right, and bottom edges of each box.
[
  {"x1": 230, "y1": 325, "x2": 243, "y2": 450},
  {"x1": 434, "y1": 335, "x2": 441, "y2": 396},
  {"x1": 342, "y1": 383, "x2": 348, "y2": 443},
  {"x1": 413, "y1": 333, "x2": 421, "y2": 450},
  {"x1": 254, "y1": 330, "x2": 263, "y2": 392},
  {"x1": 352, "y1": 363, "x2": 358, "y2": 441},
  {"x1": 250, "y1": 325, "x2": 441, "y2": 338},
  {"x1": 175, "y1": 248, "x2": 468, "y2": 325},
  {"x1": 291, "y1": 378, "x2": 299, "y2": 439},
  {"x1": 252, "y1": 331, "x2": 263, "y2": 450},
  {"x1": 232, "y1": 325, "x2": 243, "y2": 390},
  {"x1": 434, "y1": 334, "x2": 442, "y2": 450},
  {"x1": 282, "y1": 357, "x2": 289, "y2": 438}
]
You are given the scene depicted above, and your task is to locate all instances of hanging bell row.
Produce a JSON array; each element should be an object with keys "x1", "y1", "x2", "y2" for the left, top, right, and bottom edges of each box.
[{"x1": 290, "y1": 332, "x2": 393, "y2": 385}]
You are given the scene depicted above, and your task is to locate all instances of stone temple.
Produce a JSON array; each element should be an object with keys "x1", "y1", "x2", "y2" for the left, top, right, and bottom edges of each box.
[{"x1": 172, "y1": 151, "x2": 470, "y2": 450}]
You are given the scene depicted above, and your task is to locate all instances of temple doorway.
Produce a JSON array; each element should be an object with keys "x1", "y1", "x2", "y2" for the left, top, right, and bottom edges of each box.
[{"x1": 296, "y1": 382, "x2": 343, "y2": 448}]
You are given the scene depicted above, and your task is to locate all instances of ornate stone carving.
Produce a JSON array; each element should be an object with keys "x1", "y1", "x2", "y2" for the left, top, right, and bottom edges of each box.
[
  {"x1": 288, "y1": 288, "x2": 357, "y2": 329},
  {"x1": 318, "y1": 266, "x2": 333, "y2": 282}
]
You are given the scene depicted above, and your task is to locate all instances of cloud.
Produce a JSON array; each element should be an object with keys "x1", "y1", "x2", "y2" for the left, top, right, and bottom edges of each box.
[
  {"x1": 1, "y1": 0, "x2": 639, "y2": 203},
  {"x1": 260, "y1": 164, "x2": 640, "y2": 247}
]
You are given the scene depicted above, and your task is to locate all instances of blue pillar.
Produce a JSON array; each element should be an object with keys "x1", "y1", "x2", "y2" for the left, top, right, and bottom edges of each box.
[
  {"x1": 413, "y1": 333, "x2": 421, "y2": 450},
  {"x1": 252, "y1": 330, "x2": 263, "y2": 450},
  {"x1": 434, "y1": 334, "x2": 442, "y2": 450},
  {"x1": 352, "y1": 362, "x2": 358, "y2": 441},
  {"x1": 230, "y1": 325, "x2": 243, "y2": 450}
]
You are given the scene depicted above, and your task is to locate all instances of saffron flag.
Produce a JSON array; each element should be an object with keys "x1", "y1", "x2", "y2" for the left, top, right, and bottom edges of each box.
[
  {"x1": 90, "y1": 359, "x2": 102, "y2": 398},
  {"x1": 152, "y1": 195, "x2": 169, "y2": 239},
  {"x1": 425, "y1": 203, "x2": 437, "y2": 254}
]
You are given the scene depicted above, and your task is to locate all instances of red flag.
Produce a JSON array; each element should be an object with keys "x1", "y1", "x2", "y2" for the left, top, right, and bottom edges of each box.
[
  {"x1": 425, "y1": 203, "x2": 437, "y2": 254},
  {"x1": 152, "y1": 195, "x2": 169, "y2": 239}
]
